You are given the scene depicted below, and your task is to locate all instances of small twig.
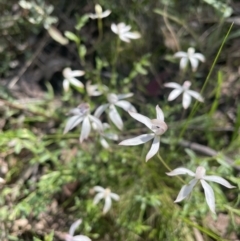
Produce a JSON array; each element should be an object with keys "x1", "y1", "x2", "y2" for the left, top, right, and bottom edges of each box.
[{"x1": 179, "y1": 140, "x2": 240, "y2": 171}]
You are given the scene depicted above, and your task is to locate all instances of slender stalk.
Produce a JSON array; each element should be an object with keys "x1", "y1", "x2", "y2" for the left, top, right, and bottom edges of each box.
[
  {"x1": 111, "y1": 37, "x2": 120, "y2": 85},
  {"x1": 157, "y1": 153, "x2": 185, "y2": 184}
]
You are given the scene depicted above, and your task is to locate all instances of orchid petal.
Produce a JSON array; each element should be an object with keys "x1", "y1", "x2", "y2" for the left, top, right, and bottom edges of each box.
[
  {"x1": 174, "y1": 179, "x2": 198, "y2": 202},
  {"x1": 182, "y1": 92, "x2": 191, "y2": 109},
  {"x1": 146, "y1": 135, "x2": 160, "y2": 161},
  {"x1": 68, "y1": 77, "x2": 84, "y2": 88},
  {"x1": 179, "y1": 57, "x2": 188, "y2": 70},
  {"x1": 100, "y1": 137, "x2": 109, "y2": 149},
  {"x1": 94, "y1": 186, "x2": 105, "y2": 192},
  {"x1": 94, "y1": 104, "x2": 109, "y2": 118},
  {"x1": 166, "y1": 167, "x2": 195, "y2": 177},
  {"x1": 189, "y1": 57, "x2": 199, "y2": 72},
  {"x1": 72, "y1": 235, "x2": 91, "y2": 241},
  {"x1": 93, "y1": 192, "x2": 104, "y2": 204},
  {"x1": 128, "y1": 111, "x2": 152, "y2": 129},
  {"x1": 164, "y1": 82, "x2": 182, "y2": 89},
  {"x1": 89, "y1": 115, "x2": 103, "y2": 131},
  {"x1": 187, "y1": 90, "x2": 204, "y2": 102},
  {"x1": 203, "y1": 176, "x2": 235, "y2": 188},
  {"x1": 122, "y1": 32, "x2": 141, "y2": 39},
  {"x1": 70, "y1": 70, "x2": 85, "y2": 77},
  {"x1": 103, "y1": 196, "x2": 112, "y2": 214},
  {"x1": 69, "y1": 219, "x2": 82, "y2": 236},
  {"x1": 200, "y1": 179, "x2": 215, "y2": 213},
  {"x1": 111, "y1": 23, "x2": 118, "y2": 34},
  {"x1": 119, "y1": 35, "x2": 130, "y2": 42},
  {"x1": 80, "y1": 117, "x2": 91, "y2": 143},
  {"x1": 64, "y1": 116, "x2": 83, "y2": 134},
  {"x1": 193, "y1": 53, "x2": 205, "y2": 62},
  {"x1": 110, "y1": 193, "x2": 120, "y2": 201},
  {"x1": 109, "y1": 105, "x2": 123, "y2": 130},
  {"x1": 156, "y1": 105, "x2": 164, "y2": 121},
  {"x1": 174, "y1": 52, "x2": 187, "y2": 58},
  {"x1": 63, "y1": 79, "x2": 70, "y2": 92},
  {"x1": 117, "y1": 93, "x2": 133, "y2": 100},
  {"x1": 168, "y1": 89, "x2": 182, "y2": 101},
  {"x1": 115, "y1": 100, "x2": 137, "y2": 112},
  {"x1": 101, "y1": 10, "x2": 111, "y2": 18},
  {"x1": 119, "y1": 133, "x2": 154, "y2": 146}
]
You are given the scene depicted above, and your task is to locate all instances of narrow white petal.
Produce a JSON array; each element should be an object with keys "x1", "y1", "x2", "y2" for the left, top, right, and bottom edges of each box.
[
  {"x1": 64, "y1": 116, "x2": 83, "y2": 134},
  {"x1": 164, "y1": 82, "x2": 182, "y2": 89},
  {"x1": 63, "y1": 79, "x2": 70, "y2": 92},
  {"x1": 174, "y1": 179, "x2": 198, "y2": 202},
  {"x1": 117, "y1": 93, "x2": 133, "y2": 100},
  {"x1": 119, "y1": 35, "x2": 130, "y2": 42},
  {"x1": 122, "y1": 31, "x2": 141, "y2": 39},
  {"x1": 189, "y1": 57, "x2": 199, "y2": 72},
  {"x1": 100, "y1": 137, "x2": 109, "y2": 149},
  {"x1": 109, "y1": 105, "x2": 123, "y2": 130},
  {"x1": 68, "y1": 77, "x2": 84, "y2": 88},
  {"x1": 89, "y1": 115, "x2": 103, "y2": 131},
  {"x1": 128, "y1": 111, "x2": 152, "y2": 129},
  {"x1": 72, "y1": 235, "x2": 91, "y2": 241},
  {"x1": 110, "y1": 193, "x2": 120, "y2": 201},
  {"x1": 69, "y1": 219, "x2": 82, "y2": 236},
  {"x1": 119, "y1": 133, "x2": 154, "y2": 146},
  {"x1": 156, "y1": 105, "x2": 164, "y2": 121},
  {"x1": 101, "y1": 10, "x2": 111, "y2": 18},
  {"x1": 89, "y1": 13, "x2": 98, "y2": 19},
  {"x1": 115, "y1": 100, "x2": 136, "y2": 112},
  {"x1": 80, "y1": 117, "x2": 91, "y2": 143},
  {"x1": 94, "y1": 186, "x2": 105, "y2": 192},
  {"x1": 146, "y1": 135, "x2": 160, "y2": 161},
  {"x1": 182, "y1": 92, "x2": 191, "y2": 109},
  {"x1": 179, "y1": 57, "x2": 188, "y2": 70},
  {"x1": 111, "y1": 23, "x2": 118, "y2": 34},
  {"x1": 203, "y1": 176, "x2": 235, "y2": 188},
  {"x1": 187, "y1": 90, "x2": 204, "y2": 102},
  {"x1": 93, "y1": 192, "x2": 104, "y2": 204},
  {"x1": 174, "y1": 51, "x2": 187, "y2": 58},
  {"x1": 120, "y1": 24, "x2": 131, "y2": 33},
  {"x1": 168, "y1": 89, "x2": 182, "y2": 101},
  {"x1": 70, "y1": 70, "x2": 85, "y2": 77},
  {"x1": 94, "y1": 104, "x2": 109, "y2": 118},
  {"x1": 103, "y1": 196, "x2": 112, "y2": 213},
  {"x1": 193, "y1": 53, "x2": 205, "y2": 62},
  {"x1": 200, "y1": 180, "x2": 215, "y2": 213},
  {"x1": 166, "y1": 167, "x2": 195, "y2": 177}
]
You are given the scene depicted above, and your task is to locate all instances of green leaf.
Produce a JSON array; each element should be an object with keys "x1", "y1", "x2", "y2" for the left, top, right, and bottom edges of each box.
[{"x1": 64, "y1": 31, "x2": 80, "y2": 44}]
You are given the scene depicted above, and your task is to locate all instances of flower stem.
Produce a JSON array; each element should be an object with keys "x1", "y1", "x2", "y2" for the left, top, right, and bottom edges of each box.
[
  {"x1": 157, "y1": 153, "x2": 185, "y2": 184},
  {"x1": 111, "y1": 37, "x2": 120, "y2": 85}
]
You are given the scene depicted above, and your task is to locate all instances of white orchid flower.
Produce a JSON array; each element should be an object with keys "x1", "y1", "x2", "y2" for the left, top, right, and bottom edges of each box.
[
  {"x1": 63, "y1": 67, "x2": 85, "y2": 92},
  {"x1": 93, "y1": 186, "x2": 120, "y2": 214},
  {"x1": 119, "y1": 105, "x2": 168, "y2": 162},
  {"x1": 164, "y1": 81, "x2": 204, "y2": 109},
  {"x1": 92, "y1": 122, "x2": 118, "y2": 149},
  {"x1": 64, "y1": 103, "x2": 103, "y2": 143},
  {"x1": 89, "y1": 4, "x2": 111, "y2": 19},
  {"x1": 65, "y1": 219, "x2": 91, "y2": 241},
  {"x1": 94, "y1": 93, "x2": 136, "y2": 130},
  {"x1": 0, "y1": 177, "x2": 5, "y2": 184},
  {"x1": 174, "y1": 47, "x2": 205, "y2": 72},
  {"x1": 111, "y1": 22, "x2": 141, "y2": 43},
  {"x1": 166, "y1": 166, "x2": 235, "y2": 213},
  {"x1": 86, "y1": 81, "x2": 108, "y2": 96}
]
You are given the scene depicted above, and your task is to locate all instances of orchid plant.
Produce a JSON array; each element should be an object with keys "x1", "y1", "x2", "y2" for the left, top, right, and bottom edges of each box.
[
  {"x1": 111, "y1": 22, "x2": 141, "y2": 43},
  {"x1": 164, "y1": 81, "x2": 204, "y2": 109},
  {"x1": 166, "y1": 166, "x2": 235, "y2": 213},
  {"x1": 119, "y1": 105, "x2": 168, "y2": 161},
  {"x1": 93, "y1": 186, "x2": 120, "y2": 214},
  {"x1": 94, "y1": 93, "x2": 137, "y2": 130}
]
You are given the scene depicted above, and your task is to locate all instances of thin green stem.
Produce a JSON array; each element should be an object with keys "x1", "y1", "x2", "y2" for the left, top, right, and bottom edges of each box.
[
  {"x1": 157, "y1": 153, "x2": 185, "y2": 184},
  {"x1": 111, "y1": 37, "x2": 120, "y2": 85}
]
